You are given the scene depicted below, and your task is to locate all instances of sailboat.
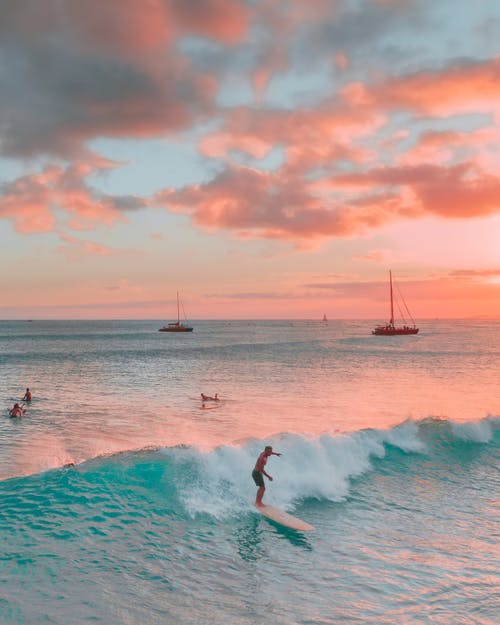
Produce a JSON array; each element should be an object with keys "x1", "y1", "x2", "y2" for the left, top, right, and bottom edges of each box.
[
  {"x1": 372, "y1": 271, "x2": 419, "y2": 336},
  {"x1": 159, "y1": 291, "x2": 193, "y2": 332}
]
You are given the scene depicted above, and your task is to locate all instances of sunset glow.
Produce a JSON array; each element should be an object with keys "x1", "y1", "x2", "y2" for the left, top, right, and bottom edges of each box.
[{"x1": 1, "y1": 0, "x2": 499, "y2": 319}]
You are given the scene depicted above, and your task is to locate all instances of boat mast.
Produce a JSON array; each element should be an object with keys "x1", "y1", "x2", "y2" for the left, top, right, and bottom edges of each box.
[
  {"x1": 389, "y1": 270, "x2": 394, "y2": 326},
  {"x1": 176, "y1": 291, "x2": 180, "y2": 323}
]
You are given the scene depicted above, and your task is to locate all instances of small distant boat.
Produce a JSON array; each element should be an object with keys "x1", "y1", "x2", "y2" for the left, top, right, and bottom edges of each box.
[
  {"x1": 159, "y1": 291, "x2": 193, "y2": 333},
  {"x1": 372, "y1": 271, "x2": 419, "y2": 336},
  {"x1": 322, "y1": 314, "x2": 328, "y2": 322}
]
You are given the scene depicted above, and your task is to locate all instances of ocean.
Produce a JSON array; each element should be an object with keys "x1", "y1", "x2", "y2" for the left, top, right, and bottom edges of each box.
[{"x1": 1, "y1": 319, "x2": 498, "y2": 624}]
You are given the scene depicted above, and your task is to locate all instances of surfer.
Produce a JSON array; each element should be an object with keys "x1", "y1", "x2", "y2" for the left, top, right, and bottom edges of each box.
[
  {"x1": 9, "y1": 403, "x2": 25, "y2": 418},
  {"x1": 22, "y1": 388, "x2": 32, "y2": 402},
  {"x1": 201, "y1": 393, "x2": 219, "y2": 401},
  {"x1": 252, "y1": 445, "x2": 282, "y2": 507}
]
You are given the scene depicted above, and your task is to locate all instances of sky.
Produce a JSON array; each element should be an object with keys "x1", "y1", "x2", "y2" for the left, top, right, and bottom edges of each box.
[{"x1": 1, "y1": 0, "x2": 500, "y2": 320}]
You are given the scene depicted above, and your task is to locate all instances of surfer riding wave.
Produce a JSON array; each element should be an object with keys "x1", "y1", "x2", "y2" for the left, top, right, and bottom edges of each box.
[{"x1": 252, "y1": 445, "x2": 281, "y2": 507}]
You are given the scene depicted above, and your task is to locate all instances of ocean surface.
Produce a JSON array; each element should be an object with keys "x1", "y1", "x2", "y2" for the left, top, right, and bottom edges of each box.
[{"x1": 1, "y1": 319, "x2": 498, "y2": 624}]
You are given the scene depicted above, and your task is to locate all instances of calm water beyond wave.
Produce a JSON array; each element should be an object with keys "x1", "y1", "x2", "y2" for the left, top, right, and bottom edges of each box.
[{"x1": 1, "y1": 319, "x2": 499, "y2": 624}]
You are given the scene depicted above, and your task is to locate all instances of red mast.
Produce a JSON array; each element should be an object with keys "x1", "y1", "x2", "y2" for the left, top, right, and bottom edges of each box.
[{"x1": 389, "y1": 270, "x2": 394, "y2": 327}]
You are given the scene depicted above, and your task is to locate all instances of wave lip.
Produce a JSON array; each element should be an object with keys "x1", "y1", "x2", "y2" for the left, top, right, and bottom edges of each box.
[
  {"x1": 1, "y1": 415, "x2": 497, "y2": 499},
  {"x1": 172, "y1": 416, "x2": 497, "y2": 518},
  {"x1": 451, "y1": 418, "x2": 494, "y2": 443}
]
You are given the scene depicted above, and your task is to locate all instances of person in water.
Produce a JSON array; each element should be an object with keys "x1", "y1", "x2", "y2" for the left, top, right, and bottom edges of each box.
[
  {"x1": 252, "y1": 445, "x2": 282, "y2": 507},
  {"x1": 201, "y1": 393, "x2": 219, "y2": 401},
  {"x1": 22, "y1": 388, "x2": 32, "y2": 402},
  {"x1": 10, "y1": 403, "x2": 25, "y2": 417}
]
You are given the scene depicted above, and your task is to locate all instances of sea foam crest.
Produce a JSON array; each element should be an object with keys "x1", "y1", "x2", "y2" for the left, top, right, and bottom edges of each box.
[{"x1": 450, "y1": 418, "x2": 494, "y2": 443}]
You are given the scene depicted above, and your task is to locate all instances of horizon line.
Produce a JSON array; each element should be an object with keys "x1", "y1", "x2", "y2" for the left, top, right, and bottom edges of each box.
[{"x1": 1, "y1": 317, "x2": 499, "y2": 322}]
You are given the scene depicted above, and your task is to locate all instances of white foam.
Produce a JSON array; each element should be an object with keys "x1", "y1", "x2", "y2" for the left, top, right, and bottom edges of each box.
[
  {"x1": 451, "y1": 419, "x2": 493, "y2": 443},
  {"x1": 383, "y1": 419, "x2": 428, "y2": 453},
  {"x1": 178, "y1": 423, "x2": 428, "y2": 517}
]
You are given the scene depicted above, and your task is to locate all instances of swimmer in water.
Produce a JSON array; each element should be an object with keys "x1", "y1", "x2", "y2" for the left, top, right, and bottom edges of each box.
[
  {"x1": 9, "y1": 403, "x2": 25, "y2": 417},
  {"x1": 201, "y1": 393, "x2": 219, "y2": 401}
]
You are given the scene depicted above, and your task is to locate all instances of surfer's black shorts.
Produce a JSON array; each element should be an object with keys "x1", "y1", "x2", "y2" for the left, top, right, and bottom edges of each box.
[{"x1": 252, "y1": 469, "x2": 264, "y2": 487}]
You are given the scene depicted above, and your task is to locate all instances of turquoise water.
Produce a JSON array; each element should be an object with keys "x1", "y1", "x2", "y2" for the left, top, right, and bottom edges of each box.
[{"x1": 1, "y1": 320, "x2": 499, "y2": 624}]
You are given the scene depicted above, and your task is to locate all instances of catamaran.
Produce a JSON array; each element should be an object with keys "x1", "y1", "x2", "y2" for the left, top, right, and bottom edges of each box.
[
  {"x1": 372, "y1": 271, "x2": 419, "y2": 335},
  {"x1": 159, "y1": 291, "x2": 193, "y2": 332}
]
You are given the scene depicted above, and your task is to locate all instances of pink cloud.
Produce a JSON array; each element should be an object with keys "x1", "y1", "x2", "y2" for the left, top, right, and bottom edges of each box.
[
  {"x1": 156, "y1": 165, "x2": 413, "y2": 241},
  {"x1": 57, "y1": 233, "x2": 141, "y2": 260},
  {"x1": 449, "y1": 269, "x2": 500, "y2": 278},
  {"x1": 347, "y1": 57, "x2": 500, "y2": 116},
  {"x1": 169, "y1": 0, "x2": 251, "y2": 44},
  {"x1": 0, "y1": 163, "x2": 148, "y2": 234},
  {"x1": 154, "y1": 154, "x2": 500, "y2": 242},
  {"x1": 305, "y1": 272, "x2": 500, "y2": 307},
  {"x1": 334, "y1": 51, "x2": 349, "y2": 71},
  {"x1": 58, "y1": 234, "x2": 114, "y2": 258},
  {"x1": 355, "y1": 249, "x2": 394, "y2": 263},
  {"x1": 0, "y1": 171, "x2": 58, "y2": 233},
  {"x1": 0, "y1": 2, "x2": 225, "y2": 160},
  {"x1": 63, "y1": 1, "x2": 173, "y2": 54},
  {"x1": 399, "y1": 127, "x2": 500, "y2": 171},
  {"x1": 2, "y1": 0, "x2": 251, "y2": 54},
  {"x1": 330, "y1": 162, "x2": 500, "y2": 219},
  {"x1": 198, "y1": 105, "x2": 380, "y2": 169},
  {"x1": 196, "y1": 59, "x2": 500, "y2": 189},
  {"x1": 157, "y1": 166, "x2": 322, "y2": 239}
]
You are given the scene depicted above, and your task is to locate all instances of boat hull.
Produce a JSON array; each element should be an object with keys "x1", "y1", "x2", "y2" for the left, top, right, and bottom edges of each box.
[
  {"x1": 159, "y1": 326, "x2": 193, "y2": 332},
  {"x1": 372, "y1": 326, "x2": 419, "y2": 335}
]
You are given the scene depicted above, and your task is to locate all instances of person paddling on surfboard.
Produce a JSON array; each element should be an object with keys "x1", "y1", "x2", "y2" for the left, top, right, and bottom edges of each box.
[
  {"x1": 9, "y1": 403, "x2": 25, "y2": 418},
  {"x1": 201, "y1": 393, "x2": 219, "y2": 401},
  {"x1": 252, "y1": 445, "x2": 282, "y2": 507}
]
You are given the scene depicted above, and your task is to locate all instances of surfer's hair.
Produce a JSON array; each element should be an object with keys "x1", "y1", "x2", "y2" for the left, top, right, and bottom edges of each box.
[{"x1": 265, "y1": 446, "x2": 272, "y2": 452}]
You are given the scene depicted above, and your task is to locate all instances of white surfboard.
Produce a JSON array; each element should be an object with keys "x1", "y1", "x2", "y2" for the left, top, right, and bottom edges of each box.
[{"x1": 256, "y1": 504, "x2": 315, "y2": 532}]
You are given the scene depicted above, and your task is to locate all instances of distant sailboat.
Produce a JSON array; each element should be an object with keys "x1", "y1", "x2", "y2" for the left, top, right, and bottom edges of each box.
[
  {"x1": 159, "y1": 291, "x2": 193, "y2": 332},
  {"x1": 322, "y1": 314, "x2": 328, "y2": 322},
  {"x1": 372, "y1": 271, "x2": 419, "y2": 336}
]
